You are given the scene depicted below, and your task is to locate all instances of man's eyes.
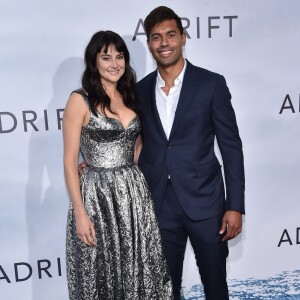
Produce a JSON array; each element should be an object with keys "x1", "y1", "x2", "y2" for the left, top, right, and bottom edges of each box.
[{"x1": 151, "y1": 33, "x2": 176, "y2": 40}]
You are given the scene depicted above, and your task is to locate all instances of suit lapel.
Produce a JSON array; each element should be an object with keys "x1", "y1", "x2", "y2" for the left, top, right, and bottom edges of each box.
[{"x1": 169, "y1": 61, "x2": 197, "y2": 140}]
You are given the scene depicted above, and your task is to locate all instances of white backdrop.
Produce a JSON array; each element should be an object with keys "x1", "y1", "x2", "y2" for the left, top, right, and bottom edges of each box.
[{"x1": 1, "y1": 1, "x2": 300, "y2": 299}]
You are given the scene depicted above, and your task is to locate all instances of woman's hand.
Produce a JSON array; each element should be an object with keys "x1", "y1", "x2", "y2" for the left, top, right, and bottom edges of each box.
[{"x1": 75, "y1": 213, "x2": 97, "y2": 246}]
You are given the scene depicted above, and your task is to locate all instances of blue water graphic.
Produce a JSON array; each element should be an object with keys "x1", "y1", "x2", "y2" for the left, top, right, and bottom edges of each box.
[{"x1": 181, "y1": 270, "x2": 300, "y2": 299}]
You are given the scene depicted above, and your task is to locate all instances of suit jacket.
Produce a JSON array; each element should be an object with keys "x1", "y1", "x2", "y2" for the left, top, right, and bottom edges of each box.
[{"x1": 136, "y1": 60, "x2": 245, "y2": 221}]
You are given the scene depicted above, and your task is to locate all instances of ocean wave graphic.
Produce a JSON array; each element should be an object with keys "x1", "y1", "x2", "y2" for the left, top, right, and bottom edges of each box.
[{"x1": 181, "y1": 270, "x2": 300, "y2": 299}]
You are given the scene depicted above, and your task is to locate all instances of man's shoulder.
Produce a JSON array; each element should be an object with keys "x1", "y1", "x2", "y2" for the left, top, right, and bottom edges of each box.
[{"x1": 136, "y1": 70, "x2": 157, "y2": 89}]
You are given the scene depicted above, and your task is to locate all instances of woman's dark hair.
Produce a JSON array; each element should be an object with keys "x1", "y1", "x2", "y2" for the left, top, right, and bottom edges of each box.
[
  {"x1": 144, "y1": 6, "x2": 183, "y2": 40},
  {"x1": 82, "y1": 30, "x2": 138, "y2": 116}
]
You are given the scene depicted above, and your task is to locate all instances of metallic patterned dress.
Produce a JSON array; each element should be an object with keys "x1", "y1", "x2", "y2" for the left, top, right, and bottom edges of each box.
[{"x1": 66, "y1": 89, "x2": 173, "y2": 300}]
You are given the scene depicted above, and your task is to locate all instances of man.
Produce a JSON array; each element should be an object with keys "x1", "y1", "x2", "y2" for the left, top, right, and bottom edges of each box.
[{"x1": 136, "y1": 6, "x2": 245, "y2": 300}]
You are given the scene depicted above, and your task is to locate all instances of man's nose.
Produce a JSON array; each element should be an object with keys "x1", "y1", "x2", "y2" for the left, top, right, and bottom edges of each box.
[{"x1": 161, "y1": 35, "x2": 169, "y2": 46}]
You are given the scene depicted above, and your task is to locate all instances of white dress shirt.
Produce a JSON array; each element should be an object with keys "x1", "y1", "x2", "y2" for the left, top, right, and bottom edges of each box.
[{"x1": 155, "y1": 60, "x2": 187, "y2": 139}]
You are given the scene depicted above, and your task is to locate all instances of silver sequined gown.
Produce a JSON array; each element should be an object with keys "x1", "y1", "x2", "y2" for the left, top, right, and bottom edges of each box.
[{"x1": 66, "y1": 89, "x2": 173, "y2": 300}]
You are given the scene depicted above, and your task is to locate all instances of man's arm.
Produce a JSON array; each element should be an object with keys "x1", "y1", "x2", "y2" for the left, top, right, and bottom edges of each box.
[{"x1": 211, "y1": 75, "x2": 245, "y2": 240}]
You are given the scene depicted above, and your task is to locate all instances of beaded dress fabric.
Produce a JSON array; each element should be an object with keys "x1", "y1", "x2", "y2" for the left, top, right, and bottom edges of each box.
[{"x1": 66, "y1": 89, "x2": 172, "y2": 300}]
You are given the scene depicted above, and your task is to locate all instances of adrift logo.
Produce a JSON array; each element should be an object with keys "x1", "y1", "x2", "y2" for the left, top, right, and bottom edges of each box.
[
  {"x1": 278, "y1": 227, "x2": 300, "y2": 247},
  {"x1": 279, "y1": 94, "x2": 300, "y2": 114},
  {"x1": 0, "y1": 109, "x2": 64, "y2": 134},
  {"x1": 132, "y1": 15, "x2": 238, "y2": 41},
  {"x1": 0, "y1": 258, "x2": 62, "y2": 283}
]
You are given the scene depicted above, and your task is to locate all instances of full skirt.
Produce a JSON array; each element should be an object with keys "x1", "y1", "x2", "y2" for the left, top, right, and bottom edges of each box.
[{"x1": 66, "y1": 165, "x2": 173, "y2": 299}]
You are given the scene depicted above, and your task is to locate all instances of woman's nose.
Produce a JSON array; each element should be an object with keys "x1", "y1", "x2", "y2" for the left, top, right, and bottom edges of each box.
[{"x1": 110, "y1": 59, "x2": 118, "y2": 68}]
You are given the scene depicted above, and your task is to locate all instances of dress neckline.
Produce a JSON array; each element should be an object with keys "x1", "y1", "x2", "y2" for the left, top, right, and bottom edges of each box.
[{"x1": 97, "y1": 112, "x2": 138, "y2": 130}]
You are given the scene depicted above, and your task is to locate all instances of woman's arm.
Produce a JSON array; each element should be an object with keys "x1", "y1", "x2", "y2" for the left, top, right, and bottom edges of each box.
[
  {"x1": 63, "y1": 93, "x2": 96, "y2": 246},
  {"x1": 134, "y1": 134, "x2": 142, "y2": 164}
]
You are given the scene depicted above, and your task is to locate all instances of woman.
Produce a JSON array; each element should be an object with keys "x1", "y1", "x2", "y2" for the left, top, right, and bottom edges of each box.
[{"x1": 63, "y1": 31, "x2": 172, "y2": 299}]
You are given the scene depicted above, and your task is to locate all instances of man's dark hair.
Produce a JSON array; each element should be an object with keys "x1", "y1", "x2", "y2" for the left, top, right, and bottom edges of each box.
[{"x1": 144, "y1": 6, "x2": 183, "y2": 40}]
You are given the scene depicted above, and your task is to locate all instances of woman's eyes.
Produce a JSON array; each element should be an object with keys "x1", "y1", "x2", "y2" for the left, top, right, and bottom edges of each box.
[{"x1": 102, "y1": 55, "x2": 124, "y2": 61}]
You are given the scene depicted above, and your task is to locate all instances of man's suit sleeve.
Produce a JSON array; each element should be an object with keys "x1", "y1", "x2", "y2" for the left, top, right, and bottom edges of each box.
[{"x1": 211, "y1": 75, "x2": 245, "y2": 214}]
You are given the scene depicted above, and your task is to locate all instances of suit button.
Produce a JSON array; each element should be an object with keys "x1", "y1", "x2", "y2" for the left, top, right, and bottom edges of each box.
[{"x1": 167, "y1": 144, "x2": 172, "y2": 149}]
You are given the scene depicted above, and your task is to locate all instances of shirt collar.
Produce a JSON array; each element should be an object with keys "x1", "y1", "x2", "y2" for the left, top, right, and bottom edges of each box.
[{"x1": 157, "y1": 59, "x2": 187, "y2": 88}]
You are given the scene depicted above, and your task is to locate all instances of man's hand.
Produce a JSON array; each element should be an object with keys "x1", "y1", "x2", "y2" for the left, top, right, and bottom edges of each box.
[
  {"x1": 78, "y1": 161, "x2": 88, "y2": 175},
  {"x1": 219, "y1": 210, "x2": 242, "y2": 242}
]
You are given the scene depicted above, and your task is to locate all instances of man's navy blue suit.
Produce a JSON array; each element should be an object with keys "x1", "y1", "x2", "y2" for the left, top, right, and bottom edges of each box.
[{"x1": 137, "y1": 60, "x2": 245, "y2": 299}]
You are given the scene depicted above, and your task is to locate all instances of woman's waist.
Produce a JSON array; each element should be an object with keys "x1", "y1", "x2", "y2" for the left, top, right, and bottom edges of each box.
[
  {"x1": 83, "y1": 153, "x2": 134, "y2": 168},
  {"x1": 85, "y1": 161, "x2": 135, "y2": 171}
]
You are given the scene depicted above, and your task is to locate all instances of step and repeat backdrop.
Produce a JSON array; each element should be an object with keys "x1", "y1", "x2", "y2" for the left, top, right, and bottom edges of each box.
[{"x1": 1, "y1": 0, "x2": 299, "y2": 299}]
